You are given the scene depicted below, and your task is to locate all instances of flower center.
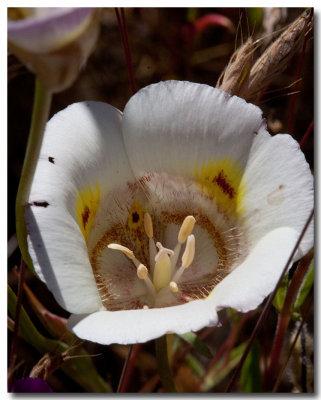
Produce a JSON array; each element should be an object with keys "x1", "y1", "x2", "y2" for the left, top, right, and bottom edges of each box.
[{"x1": 107, "y1": 214, "x2": 197, "y2": 305}]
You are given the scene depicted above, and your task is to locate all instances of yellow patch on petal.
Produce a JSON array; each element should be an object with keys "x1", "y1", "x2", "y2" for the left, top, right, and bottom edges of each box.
[
  {"x1": 75, "y1": 182, "x2": 100, "y2": 243},
  {"x1": 195, "y1": 158, "x2": 246, "y2": 216}
]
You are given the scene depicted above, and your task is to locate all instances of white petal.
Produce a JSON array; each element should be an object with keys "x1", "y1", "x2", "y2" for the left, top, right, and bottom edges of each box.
[
  {"x1": 240, "y1": 129, "x2": 314, "y2": 259},
  {"x1": 209, "y1": 227, "x2": 299, "y2": 313},
  {"x1": 67, "y1": 298, "x2": 218, "y2": 345},
  {"x1": 122, "y1": 80, "x2": 263, "y2": 179},
  {"x1": 26, "y1": 101, "x2": 135, "y2": 314}
]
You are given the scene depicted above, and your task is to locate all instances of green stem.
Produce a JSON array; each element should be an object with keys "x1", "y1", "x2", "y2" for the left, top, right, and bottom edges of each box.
[
  {"x1": 155, "y1": 335, "x2": 177, "y2": 392},
  {"x1": 15, "y1": 79, "x2": 52, "y2": 269}
]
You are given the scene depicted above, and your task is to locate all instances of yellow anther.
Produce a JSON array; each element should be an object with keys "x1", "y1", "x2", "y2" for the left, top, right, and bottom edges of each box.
[
  {"x1": 178, "y1": 216, "x2": 196, "y2": 244},
  {"x1": 144, "y1": 213, "x2": 153, "y2": 238},
  {"x1": 169, "y1": 281, "x2": 178, "y2": 293},
  {"x1": 107, "y1": 243, "x2": 135, "y2": 259},
  {"x1": 181, "y1": 234, "x2": 195, "y2": 269},
  {"x1": 143, "y1": 305, "x2": 149, "y2": 310},
  {"x1": 137, "y1": 264, "x2": 148, "y2": 279}
]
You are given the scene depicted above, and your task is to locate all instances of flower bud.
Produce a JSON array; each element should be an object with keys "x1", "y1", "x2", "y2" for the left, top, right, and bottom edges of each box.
[{"x1": 8, "y1": 8, "x2": 100, "y2": 92}]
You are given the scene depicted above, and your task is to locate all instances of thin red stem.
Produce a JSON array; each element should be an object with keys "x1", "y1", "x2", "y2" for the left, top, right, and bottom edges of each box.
[
  {"x1": 300, "y1": 120, "x2": 313, "y2": 149},
  {"x1": 272, "y1": 294, "x2": 313, "y2": 392},
  {"x1": 117, "y1": 343, "x2": 142, "y2": 392},
  {"x1": 264, "y1": 253, "x2": 313, "y2": 388},
  {"x1": 225, "y1": 209, "x2": 314, "y2": 392},
  {"x1": 8, "y1": 259, "x2": 26, "y2": 384},
  {"x1": 115, "y1": 8, "x2": 136, "y2": 95}
]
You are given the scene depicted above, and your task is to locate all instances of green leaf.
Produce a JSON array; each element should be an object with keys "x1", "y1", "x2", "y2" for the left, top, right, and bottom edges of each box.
[
  {"x1": 179, "y1": 332, "x2": 212, "y2": 359},
  {"x1": 155, "y1": 335, "x2": 177, "y2": 392},
  {"x1": 273, "y1": 275, "x2": 289, "y2": 313},
  {"x1": 240, "y1": 340, "x2": 262, "y2": 392},
  {"x1": 200, "y1": 342, "x2": 247, "y2": 391},
  {"x1": 184, "y1": 353, "x2": 205, "y2": 378},
  {"x1": 8, "y1": 285, "x2": 112, "y2": 392},
  {"x1": 294, "y1": 259, "x2": 314, "y2": 311}
]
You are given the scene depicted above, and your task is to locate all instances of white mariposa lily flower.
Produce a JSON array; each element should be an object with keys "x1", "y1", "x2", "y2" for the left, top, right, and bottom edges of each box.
[{"x1": 25, "y1": 81, "x2": 313, "y2": 345}]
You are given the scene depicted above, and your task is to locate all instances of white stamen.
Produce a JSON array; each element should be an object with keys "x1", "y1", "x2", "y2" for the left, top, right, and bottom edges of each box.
[
  {"x1": 107, "y1": 243, "x2": 134, "y2": 259},
  {"x1": 178, "y1": 216, "x2": 196, "y2": 244},
  {"x1": 137, "y1": 264, "x2": 148, "y2": 279},
  {"x1": 144, "y1": 213, "x2": 153, "y2": 238},
  {"x1": 182, "y1": 234, "x2": 195, "y2": 268},
  {"x1": 108, "y1": 243, "x2": 141, "y2": 268},
  {"x1": 172, "y1": 234, "x2": 196, "y2": 283},
  {"x1": 169, "y1": 281, "x2": 178, "y2": 293},
  {"x1": 137, "y1": 264, "x2": 157, "y2": 296},
  {"x1": 172, "y1": 265, "x2": 185, "y2": 283}
]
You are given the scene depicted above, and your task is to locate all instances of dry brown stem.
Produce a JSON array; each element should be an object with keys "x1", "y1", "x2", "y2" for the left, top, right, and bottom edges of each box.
[
  {"x1": 217, "y1": 9, "x2": 313, "y2": 103},
  {"x1": 216, "y1": 37, "x2": 258, "y2": 95}
]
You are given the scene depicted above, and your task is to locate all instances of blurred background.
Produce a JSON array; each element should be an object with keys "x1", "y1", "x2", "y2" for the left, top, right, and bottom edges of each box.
[{"x1": 8, "y1": 8, "x2": 314, "y2": 393}]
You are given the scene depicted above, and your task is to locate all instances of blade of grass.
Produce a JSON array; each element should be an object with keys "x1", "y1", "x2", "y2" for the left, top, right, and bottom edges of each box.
[
  {"x1": 155, "y1": 335, "x2": 177, "y2": 392},
  {"x1": 179, "y1": 332, "x2": 212, "y2": 359}
]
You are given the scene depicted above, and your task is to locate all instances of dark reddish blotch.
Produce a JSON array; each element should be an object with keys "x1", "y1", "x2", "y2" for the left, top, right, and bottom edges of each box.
[
  {"x1": 82, "y1": 206, "x2": 90, "y2": 229},
  {"x1": 212, "y1": 170, "x2": 235, "y2": 199}
]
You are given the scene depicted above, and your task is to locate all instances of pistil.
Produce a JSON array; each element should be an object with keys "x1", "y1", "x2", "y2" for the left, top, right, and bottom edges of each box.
[
  {"x1": 144, "y1": 213, "x2": 157, "y2": 273},
  {"x1": 153, "y1": 243, "x2": 174, "y2": 292}
]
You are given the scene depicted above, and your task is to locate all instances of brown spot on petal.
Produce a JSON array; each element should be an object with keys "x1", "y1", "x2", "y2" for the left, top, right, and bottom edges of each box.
[
  {"x1": 82, "y1": 206, "x2": 90, "y2": 229},
  {"x1": 132, "y1": 211, "x2": 140, "y2": 223},
  {"x1": 48, "y1": 156, "x2": 55, "y2": 164},
  {"x1": 267, "y1": 185, "x2": 285, "y2": 206},
  {"x1": 212, "y1": 170, "x2": 236, "y2": 199},
  {"x1": 32, "y1": 201, "x2": 49, "y2": 208}
]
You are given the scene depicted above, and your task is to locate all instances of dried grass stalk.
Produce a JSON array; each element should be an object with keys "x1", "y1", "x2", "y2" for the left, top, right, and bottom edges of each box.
[
  {"x1": 216, "y1": 37, "x2": 258, "y2": 95},
  {"x1": 217, "y1": 9, "x2": 313, "y2": 103},
  {"x1": 238, "y1": 9, "x2": 313, "y2": 102}
]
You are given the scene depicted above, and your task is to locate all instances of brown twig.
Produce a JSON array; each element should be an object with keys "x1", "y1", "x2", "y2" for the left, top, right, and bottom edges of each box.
[{"x1": 8, "y1": 259, "x2": 26, "y2": 386}]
